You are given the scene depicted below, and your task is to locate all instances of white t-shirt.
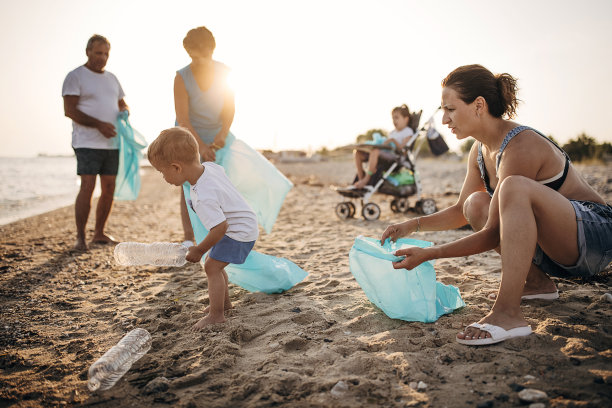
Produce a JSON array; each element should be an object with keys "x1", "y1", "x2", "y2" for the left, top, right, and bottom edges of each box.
[
  {"x1": 189, "y1": 162, "x2": 259, "y2": 242},
  {"x1": 62, "y1": 65, "x2": 125, "y2": 149},
  {"x1": 389, "y1": 127, "x2": 415, "y2": 148}
]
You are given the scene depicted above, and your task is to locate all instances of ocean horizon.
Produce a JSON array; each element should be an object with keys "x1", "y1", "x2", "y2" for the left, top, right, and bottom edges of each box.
[{"x1": 0, "y1": 156, "x2": 94, "y2": 225}]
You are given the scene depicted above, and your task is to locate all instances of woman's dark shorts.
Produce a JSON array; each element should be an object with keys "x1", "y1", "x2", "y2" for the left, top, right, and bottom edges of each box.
[
  {"x1": 74, "y1": 148, "x2": 119, "y2": 175},
  {"x1": 533, "y1": 200, "x2": 612, "y2": 278}
]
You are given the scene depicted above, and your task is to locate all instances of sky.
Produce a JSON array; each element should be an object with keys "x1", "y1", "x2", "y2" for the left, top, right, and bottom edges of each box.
[{"x1": 1, "y1": 0, "x2": 611, "y2": 157}]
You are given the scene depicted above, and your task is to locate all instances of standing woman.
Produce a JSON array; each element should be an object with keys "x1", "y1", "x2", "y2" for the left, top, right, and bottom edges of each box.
[
  {"x1": 381, "y1": 64, "x2": 612, "y2": 346},
  {"x1": 174, "y1": 26, "x2": 235, "y2": 246},
  {"x1": 174, "y1": 26, "x2": 292, "y2": 245}
]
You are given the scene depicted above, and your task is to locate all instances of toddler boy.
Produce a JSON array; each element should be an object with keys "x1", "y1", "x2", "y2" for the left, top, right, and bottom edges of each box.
[{"x1": 147, "y1": 127, "x2": 258, "y2": 329}]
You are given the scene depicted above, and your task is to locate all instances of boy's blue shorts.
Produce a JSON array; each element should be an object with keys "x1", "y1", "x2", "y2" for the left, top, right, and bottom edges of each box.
[
  {"x1": 534, "y1": 200, "x2": 612, "y2": 278},
  {"x1": 209, "y1": 235, "x2": 255, "y2": 264}
]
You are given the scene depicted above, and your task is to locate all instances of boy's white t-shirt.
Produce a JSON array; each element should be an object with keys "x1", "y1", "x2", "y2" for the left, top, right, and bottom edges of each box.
[
  {"x1": 389, "y1": 127, "x2": 415, "y2": 147},
  {"x1": 189, "y1": 162, "x2": 259, "y2": 242},
  {"x1": 62, "y1": 65, "x2": 125, "y2": 149}
]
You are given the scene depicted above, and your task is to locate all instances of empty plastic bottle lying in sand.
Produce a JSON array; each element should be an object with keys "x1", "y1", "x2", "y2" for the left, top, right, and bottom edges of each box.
[
  {"x1": 114, "y1": 242, "x2": 188, "y2": 266},
  {"x1": 88, "y1": 328, "x2": 152, "y2": 391}
]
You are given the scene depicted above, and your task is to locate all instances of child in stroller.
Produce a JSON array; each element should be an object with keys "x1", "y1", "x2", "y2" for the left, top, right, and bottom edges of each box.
[
  {"x1": 335, "y1": 107, "x2": 438, "y2": 220},
  {"x1": 353, "y1": 104, "x2": 415, "y2": 189}
]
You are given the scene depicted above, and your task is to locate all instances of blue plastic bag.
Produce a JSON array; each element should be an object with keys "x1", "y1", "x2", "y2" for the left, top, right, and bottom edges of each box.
[
  {"x1": 349, "y1": 236, "x2": 464, "y2": 322},
  {"x1": 182, "y1": 191, "x2": 308, "y2": 293},
  {"x1": 364, "y1": 132, "x2": 397, "y2": 150},
  {"x1": 225, "y1": 251, "x2": 308, "y2": 294},
  {"x1": 214, "y1": 132, "x2": 292, "y2": 234},
  {"x1": 114, "y1": 112, "x2": 148, "y2": 200},
  {"x1": 365, "y1": 132, "x2": 386, "y2": 145}
]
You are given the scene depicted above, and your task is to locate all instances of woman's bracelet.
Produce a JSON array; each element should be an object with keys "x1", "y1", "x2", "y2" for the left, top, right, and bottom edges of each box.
[
  {"x1": 210, "y1": 143, "x2": 221, "y2": 151},
  {"x1": 415, "y1": 217, "x2": 421, "y2": 233}
]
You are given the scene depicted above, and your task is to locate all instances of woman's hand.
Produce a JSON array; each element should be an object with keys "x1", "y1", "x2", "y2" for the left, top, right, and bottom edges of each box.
[
  {"x1": 392, "y1": 246, "x2": 430, "y2": 270},
  {"x1": 213, "y1": 133, "x2": 226, "y2": 150},
  {"x1": 380, "y1": 221, "x2": 411, "y2": 244},
  {"x1": 199, "y1": 144, "x2": 216, "y2": 162}
]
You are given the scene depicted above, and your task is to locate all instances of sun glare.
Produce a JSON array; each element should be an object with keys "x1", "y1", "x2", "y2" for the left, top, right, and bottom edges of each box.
[{"x1": 226, "y1": 70, "x2": 237, "y2": 93}]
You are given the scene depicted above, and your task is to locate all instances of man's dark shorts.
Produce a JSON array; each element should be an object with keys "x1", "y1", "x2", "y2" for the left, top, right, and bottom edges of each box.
[{"x1": 73, "y1": 148, "x2": 119, "y2": 175}]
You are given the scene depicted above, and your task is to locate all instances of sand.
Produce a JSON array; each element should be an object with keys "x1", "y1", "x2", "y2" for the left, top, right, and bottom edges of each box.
[{"x1": 0, "y1": 157, "x2": 610, "y2": 407}]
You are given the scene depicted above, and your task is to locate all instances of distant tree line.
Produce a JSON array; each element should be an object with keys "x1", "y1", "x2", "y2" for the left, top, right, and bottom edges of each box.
[{"x1": 460, "y1": 133, "x2": 612, "y2": 162}]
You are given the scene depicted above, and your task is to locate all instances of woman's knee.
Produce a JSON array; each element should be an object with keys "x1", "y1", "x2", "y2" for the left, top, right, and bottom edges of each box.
[
  {"x1": 463, "y1": 192, "x2": 490, "y2": 227},
  {"x1": 498, "y1": 175, "x2": 535, "y2": 204}
]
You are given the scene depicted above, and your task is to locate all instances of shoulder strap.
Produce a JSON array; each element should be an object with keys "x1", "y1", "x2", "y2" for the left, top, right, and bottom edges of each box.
[
  {"x1": 496, "y1": 126, "x2": 570, "y2": 172},
  {"x1": 477, "y1": 142, "x2": 494, "y2": 197},
  {"x1": 495, "y1": 126, "x2": 530, "y2": 171}
]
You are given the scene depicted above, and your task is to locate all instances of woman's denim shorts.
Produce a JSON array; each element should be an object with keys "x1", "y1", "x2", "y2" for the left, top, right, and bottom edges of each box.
[
  {"x1": 533, "y1": 200, "x2": 612, "y2": 278},
  {"x1": 209, "y1": 235, "x2": 255, "y2": 265}
]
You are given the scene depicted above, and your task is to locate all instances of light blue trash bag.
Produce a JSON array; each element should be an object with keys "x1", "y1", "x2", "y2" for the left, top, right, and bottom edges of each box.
[
  {"x1": 214, "y1": 132, "x2": 292, "y2": 234},
  {"x1": 182, "y1": 190, "x2": 308, "y2": 293},
  {"x1": 349, "y1": 236, "x2": 464, "y2": 322},
  {"x1": 114, "y1": 111, "x2": 148, "y2": 200}
]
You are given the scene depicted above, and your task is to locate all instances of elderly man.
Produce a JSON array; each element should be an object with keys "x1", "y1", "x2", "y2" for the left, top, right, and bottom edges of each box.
[{"x1": 62, "y1": 34, "x2": 128, "y2": 251}]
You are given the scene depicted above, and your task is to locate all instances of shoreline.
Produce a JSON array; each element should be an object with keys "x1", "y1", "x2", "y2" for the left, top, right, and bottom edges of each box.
[{"x1": 0, "y1": 158, "x2": 610, "y2": 407}]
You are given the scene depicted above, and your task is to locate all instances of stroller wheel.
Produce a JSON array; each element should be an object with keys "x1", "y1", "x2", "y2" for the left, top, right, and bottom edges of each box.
[
  {"x1": 347, "y1": 202, "x2": 356, "y2": 218},
  {"x1": 396, "y1": 198, "x2": 410, "y2": 213},
  {"x1": 390, "y1": 198, "x2": 410, "y2": 213},
  {"x1": 362, "y1": 203, "x2": 381, "y2": 221},
  {"x1": 416, "y1": 198, "x2": 437, "y2": 215},
  {"x1": 390, "y1": 199, "x2": 399, "y2": 213},
  {"x1": 335, "y1": 202, "x2": 353, "y2": 220}
]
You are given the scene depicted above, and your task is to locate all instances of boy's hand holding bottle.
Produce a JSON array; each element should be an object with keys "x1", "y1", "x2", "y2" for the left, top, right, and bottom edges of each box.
[{"x1": 186, "y1": 245, "x2": 206, "y2": 263}]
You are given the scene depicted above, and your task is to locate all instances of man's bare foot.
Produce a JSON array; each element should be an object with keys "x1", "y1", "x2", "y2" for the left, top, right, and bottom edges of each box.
[
  {"x1": 191, "y1": 314, "x2": 226, "y2": 330},
  {"x1": 457, "y1": 311, "x2": 529, "y2": 341},
  {"x1": 91, "y1": 234, "x2": 118, "y2": 245},
  {"x1": 73, "y1": 238, "x2": 88, "y2": 252}
]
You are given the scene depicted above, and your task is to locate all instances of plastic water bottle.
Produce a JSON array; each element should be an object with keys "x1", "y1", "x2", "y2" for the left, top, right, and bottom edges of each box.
[
  {"x1": 87, "y1": 328, "x2": 152, "y2": 391},
  {"x1": 114, "y1": 242, "x2": 188, "y2": 266}
]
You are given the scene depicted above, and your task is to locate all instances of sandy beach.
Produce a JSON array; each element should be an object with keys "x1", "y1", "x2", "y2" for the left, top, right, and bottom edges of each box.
[{"x1": 0, "y1": 156, "x2": 610, "y2": 407}]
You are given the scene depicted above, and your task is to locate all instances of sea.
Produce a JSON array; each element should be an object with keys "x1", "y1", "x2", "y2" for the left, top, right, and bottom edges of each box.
[{"x1": 0, "y1": 156, "x2": 100, "y2": 226}]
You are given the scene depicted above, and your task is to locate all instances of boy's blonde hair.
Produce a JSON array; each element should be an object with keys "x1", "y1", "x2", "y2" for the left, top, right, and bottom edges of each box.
[{"x1": 147, "y1": 127, "x2": 199, "y2": 166}]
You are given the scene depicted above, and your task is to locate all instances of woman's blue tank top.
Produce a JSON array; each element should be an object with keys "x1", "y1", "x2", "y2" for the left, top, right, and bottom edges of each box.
[{"x1": 176, "y1": 61, "x2": 229, "y2": 144}]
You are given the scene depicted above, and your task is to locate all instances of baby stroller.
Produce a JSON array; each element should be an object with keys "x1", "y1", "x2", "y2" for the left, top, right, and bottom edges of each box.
[{"x1": 334, "y1": 109, "x2": 444, "y2": 221}]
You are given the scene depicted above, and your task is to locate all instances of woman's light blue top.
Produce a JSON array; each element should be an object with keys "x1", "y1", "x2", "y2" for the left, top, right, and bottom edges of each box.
[{"x1": 176, "y1": 61, "x2": 229, "y2": 144}]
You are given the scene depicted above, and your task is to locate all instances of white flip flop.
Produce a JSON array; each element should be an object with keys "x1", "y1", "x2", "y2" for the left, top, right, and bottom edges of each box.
[
  {"x1": 488, "y1": 290, "x2": 559, "y2": 301},
  {"x1": 521, "y1": 290, "x2": 559, "y2": 300},
  {"x1": 456, "y1": 322, "x2": 532, "y2": 346}
]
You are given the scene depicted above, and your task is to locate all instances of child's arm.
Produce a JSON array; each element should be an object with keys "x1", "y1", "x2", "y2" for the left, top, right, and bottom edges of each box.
[
  {"x1": 185, "y1": 221, "x2": 229, "y2": 263},
  {"x1": 383, "y1": 138, "x2": 400, "y2": 151}
]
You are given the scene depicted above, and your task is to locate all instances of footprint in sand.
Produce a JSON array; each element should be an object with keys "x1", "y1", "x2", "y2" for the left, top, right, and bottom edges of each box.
[{"x1": 283, "y1": 337, "x2": 310, "y2": 352}]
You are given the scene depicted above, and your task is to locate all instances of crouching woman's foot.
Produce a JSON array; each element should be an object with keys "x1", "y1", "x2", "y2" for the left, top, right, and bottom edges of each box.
[{"x1": 456, "y1": 311, "x2": 532, "y2": 346}]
